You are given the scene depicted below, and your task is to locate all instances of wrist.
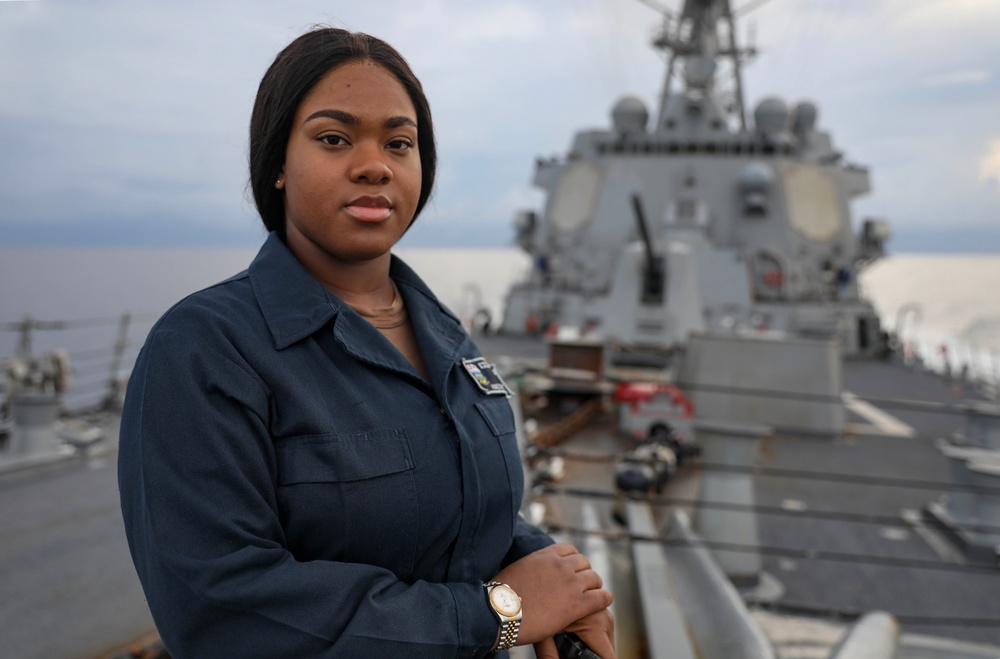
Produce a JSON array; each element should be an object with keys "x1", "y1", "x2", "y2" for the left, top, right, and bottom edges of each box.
[{"x1": 484, "y1": 581, "x2": 522, "y2": 652}]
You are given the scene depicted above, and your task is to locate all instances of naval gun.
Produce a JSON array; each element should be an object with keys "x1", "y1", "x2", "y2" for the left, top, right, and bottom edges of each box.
[
  {"x1": 630, "y1": 194, "x2": 666, "y2": 306},
  {"x1": 498, "y1": 0, "x2": 889, "y2": 358}
]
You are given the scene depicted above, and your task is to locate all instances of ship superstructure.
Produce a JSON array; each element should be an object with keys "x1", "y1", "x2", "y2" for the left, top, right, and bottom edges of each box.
[{"x1": 502, "y1": 0, "x2": 890, "y2": 356}]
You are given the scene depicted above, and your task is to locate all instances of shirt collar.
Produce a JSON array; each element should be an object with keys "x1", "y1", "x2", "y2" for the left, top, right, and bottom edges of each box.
[
  {"x1": 249, "y1": 233, "x2": 339, "y2": 350},
  {"x1": 249, "y1": 232, "x2": 463, "y2": 351}
]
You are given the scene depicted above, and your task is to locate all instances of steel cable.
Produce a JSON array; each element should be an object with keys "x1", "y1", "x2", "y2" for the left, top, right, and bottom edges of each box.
[
  {"x1": 534, "y1": 446, "x2": 1000, "y2": 497},
  {"x1": 543, "y1": 522, "x2": 1000, "y2": 577},
  {"x1": 538, "y1": 484, "x2": 1000, "y2": 535}
]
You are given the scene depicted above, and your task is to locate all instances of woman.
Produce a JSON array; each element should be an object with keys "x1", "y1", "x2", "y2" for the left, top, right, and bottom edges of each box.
[{"x1": 118, "y1": 27, "x2": 615, "y2": 658}]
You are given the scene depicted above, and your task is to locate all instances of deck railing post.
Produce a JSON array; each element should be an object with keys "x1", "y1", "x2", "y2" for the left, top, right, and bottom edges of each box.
[
  {"x1": 103, "y1": 311, "x2": 131, "y2": 411},
  {"x1": 15, "y1": 315, "x2": 34, "y2": 357}
]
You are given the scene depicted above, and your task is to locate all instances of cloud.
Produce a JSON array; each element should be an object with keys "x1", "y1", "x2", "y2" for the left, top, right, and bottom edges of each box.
[
  {"x1": 454, "y1": 4, "x2": 546, "y2": 42},
  {"x1": 0, "y1": 0, "x2": 999, "y2": 250},
  {"x1": 922, "y1": 69, "x2": 992, "y2": 88},
  {"x1": 979, "y1": 140, "x2": 1000, "y2": 187}
]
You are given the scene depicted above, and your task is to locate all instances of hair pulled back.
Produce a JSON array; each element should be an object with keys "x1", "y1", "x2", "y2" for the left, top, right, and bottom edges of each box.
[{"x1": 249, "y1": 28, "x2": 436, "y2": 239}]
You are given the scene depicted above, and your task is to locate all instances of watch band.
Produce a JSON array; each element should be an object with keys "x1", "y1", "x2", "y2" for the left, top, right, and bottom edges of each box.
[
  {"x1": 496, "y1": 617, "x2": 520, "y2": 652},
  {"x1": 484, "y1": 581, "x2": 522, "y2": 652}
]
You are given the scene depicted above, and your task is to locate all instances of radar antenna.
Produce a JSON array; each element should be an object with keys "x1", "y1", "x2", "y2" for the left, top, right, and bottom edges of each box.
[{"x1": 645, "y1": 0, "x2": 757, "y2": 131}]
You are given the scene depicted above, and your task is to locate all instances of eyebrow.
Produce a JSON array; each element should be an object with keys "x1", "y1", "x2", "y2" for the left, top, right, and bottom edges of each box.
[{"x1": 304, "y1": 109, "x2": 417, "y2": 129}]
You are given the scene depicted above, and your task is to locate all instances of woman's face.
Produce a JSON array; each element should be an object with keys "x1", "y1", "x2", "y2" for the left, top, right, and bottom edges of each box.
[{"x1": 278, "y1": 61, "x2": 421, "y2": 271}]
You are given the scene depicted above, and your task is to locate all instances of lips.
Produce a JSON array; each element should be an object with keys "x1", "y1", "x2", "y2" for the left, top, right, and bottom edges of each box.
[{"x1": 345, "y1": 195, "x2": 392, "y2": 222}]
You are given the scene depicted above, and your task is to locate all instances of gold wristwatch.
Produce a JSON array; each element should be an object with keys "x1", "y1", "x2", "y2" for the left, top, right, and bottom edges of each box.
[{"x1": 484, "y1": 581, "x2": 522, "y2": 652}]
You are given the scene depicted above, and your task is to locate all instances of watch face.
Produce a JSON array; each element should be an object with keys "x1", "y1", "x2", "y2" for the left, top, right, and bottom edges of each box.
[{"x1": 490, "y1": 585, "x2": 521, "y2": 616}]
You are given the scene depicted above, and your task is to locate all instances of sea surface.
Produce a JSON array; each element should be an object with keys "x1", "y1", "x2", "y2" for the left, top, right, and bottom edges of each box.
[{"x1": 1, "y1": 245, "x2": 998, "y2": 408}]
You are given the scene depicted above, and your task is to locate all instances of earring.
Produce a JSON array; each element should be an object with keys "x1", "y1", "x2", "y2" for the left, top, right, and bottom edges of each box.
[{"x1": 275, "y1": 178, "x2": 284, "y2": 189}]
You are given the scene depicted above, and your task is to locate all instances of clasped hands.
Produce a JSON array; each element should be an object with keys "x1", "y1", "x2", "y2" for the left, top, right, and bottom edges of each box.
[{"x1": 492, "y1": 543, "x2": 616, "y2": 659}]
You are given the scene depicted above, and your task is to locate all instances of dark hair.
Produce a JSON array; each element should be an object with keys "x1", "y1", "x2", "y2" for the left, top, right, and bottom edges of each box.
[{"x1": 249, "y1": 28, "x2": 436, "y2": 239}]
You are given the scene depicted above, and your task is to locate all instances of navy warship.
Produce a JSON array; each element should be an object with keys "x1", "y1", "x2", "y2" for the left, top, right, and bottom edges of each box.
[
  {"x1": 2, "y1": 1, "x2": 1000, "y2": 657},
  {"x1": 499, "y1": 0, "x2": 887, "y2": 357},
  {"x1": 476, "y1": 0, "x2": 1000, "y2": 657}
]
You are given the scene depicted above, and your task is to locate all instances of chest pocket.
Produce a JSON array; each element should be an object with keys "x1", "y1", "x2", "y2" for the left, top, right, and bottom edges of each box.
[
  {"x1": 474, "y1": 398, "x2": 517, "y2": 436},
  {"x1": 474, "y1": 398, "x2": 525, "y2": 532},
  {"x1": 275, "y1": 428, "x2": 417, "y2": 577}
]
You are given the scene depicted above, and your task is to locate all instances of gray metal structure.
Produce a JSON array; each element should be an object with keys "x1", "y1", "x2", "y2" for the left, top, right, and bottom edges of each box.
[
  {"x1": 489, "y1": 1, "x2": 1000, "y2": 657},
  {"x1": 501, "y1": 0, "x2": 889, "y2": 357}
]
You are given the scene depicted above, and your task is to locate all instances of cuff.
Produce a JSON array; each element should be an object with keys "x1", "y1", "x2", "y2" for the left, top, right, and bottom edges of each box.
[{"x1": 447, "y1": 581, "x2": 500, "y2": 659}]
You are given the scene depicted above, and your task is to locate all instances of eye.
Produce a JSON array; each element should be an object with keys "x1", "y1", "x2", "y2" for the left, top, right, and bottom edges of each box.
[
  {"x1": 387, "y1": 138, "x2": 414, "y2": 151},
  {"x1": 318, "y1": 134, "x2": 349, "y2": 147}
]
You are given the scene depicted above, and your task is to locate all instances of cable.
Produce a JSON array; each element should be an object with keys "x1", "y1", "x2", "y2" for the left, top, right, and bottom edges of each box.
[
  {"x1": 543, "y1": 522, "x2": 1000, "y2": 577},
  {"x1": 0, "y1": 312, "x2": 159, "y2": 331},
  {"x1": 70, "y1": 380, "x2": 116, "y2": 393},
  {"x1": 521, "y1": 363, "x2": 992, "y2": 418},
  {"x1": 701, "y1": 460, "x2": 1000, "y2": 497},
  {"x1": 668, "y1": 377, "x2": 975, "y2": 418},
  {"x1": 67, "y1": 346, "x2": 119, "y2": 363},
  {"x1": 538, "y1": 484, "x2": 1000, "y2": 534},
  {"x1": 754, "y1": 601, "x2": 1000, "y2": 630},
  {"x1": 72, "y1": 361, "x2": 127, "y2": 377},
  {"x1": 534, "y1": 446, "x2": 1000, "y2": 497}
]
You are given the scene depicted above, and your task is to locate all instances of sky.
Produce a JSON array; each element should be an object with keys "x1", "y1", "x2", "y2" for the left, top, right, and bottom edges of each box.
[{"x1": 0, "y1": 0, "x2": 998, "y2": 252}]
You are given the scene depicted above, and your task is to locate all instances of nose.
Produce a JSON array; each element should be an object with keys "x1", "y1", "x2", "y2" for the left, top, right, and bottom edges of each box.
[{"x1": 350, "y1": 143, "x2": 392, "y2": 184}]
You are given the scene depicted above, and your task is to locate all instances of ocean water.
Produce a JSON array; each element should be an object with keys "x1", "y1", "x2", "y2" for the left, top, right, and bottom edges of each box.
[
  {"x1": 0, "y1": 245, "x2": 531, "y2": 333},
  {"x1": 1, "y1": 246, "x2": 998, "y2": 407},
  {"x1": 0, "y1": 245, "x2": 531, "y2": 409},
  {"x1": 860, "y1": 254, "x2": 1000, "y2": 382}
]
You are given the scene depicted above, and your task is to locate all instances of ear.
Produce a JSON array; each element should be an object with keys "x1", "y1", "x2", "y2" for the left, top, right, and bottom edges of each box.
[{"x1": 275, "y1": 167, "x2": 286, "y2": 189}]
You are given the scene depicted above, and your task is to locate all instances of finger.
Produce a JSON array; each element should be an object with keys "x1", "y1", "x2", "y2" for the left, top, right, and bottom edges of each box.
[
  {"x1": 572, "y1": 627, "x2": 616, "y2": 659},
  {"x1": 576, "y1": 631, "x2": 616, "y2": 659},
  {"x1": 581, "y1": 587, "x2": 614, "y2": 611},
  {"x1": 566, "y1": 552, "x2": 592, "y2": 573},
  {"x1": 577, "y1": 567, "x2": 603, "y2": 590},
  {"x1": 551, "y1": 542, "x2": 580, "y2": 557},
  {"x1": 533, "y1": 637, "x2": 558, "y2": 659},
  {"x1": 604, "y1": 609, "x2": 615, "y2": 636}
]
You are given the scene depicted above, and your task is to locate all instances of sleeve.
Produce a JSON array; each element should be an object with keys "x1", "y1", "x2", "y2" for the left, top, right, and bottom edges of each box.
[
  {"x1": 503, "y1": 514, "x2": 556, "y2": 567},
  {"x1": 118, "y1": 328, "x2": 499, "y2": 659}
]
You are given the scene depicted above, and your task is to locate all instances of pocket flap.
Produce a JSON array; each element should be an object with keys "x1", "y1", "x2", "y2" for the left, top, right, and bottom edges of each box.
[
  {"x1": 475, "y1": 399, "x2": 517, "y2": 437},
  {"x1": 276, "y1": 428, "x2": 413, "y2": 485}
]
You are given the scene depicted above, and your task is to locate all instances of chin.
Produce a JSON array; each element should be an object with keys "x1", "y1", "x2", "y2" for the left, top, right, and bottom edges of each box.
[{"x1": 333, "y1": 240, "x2": 399, "y2": 263}]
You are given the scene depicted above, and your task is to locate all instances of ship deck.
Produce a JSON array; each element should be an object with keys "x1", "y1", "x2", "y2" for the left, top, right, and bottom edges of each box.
[
  {"x1": 757, "y1": 359, "x2": 1000, "y2": 648},
  {"x1": 0, "y1": 415, "x2": 156, "y2": 659},
  {"x1": 2, "y1": 339, "x2": 999, "y2": 657},
  {"x1": 478, "y1": 335, "x2": 1000, "y2": 656}
]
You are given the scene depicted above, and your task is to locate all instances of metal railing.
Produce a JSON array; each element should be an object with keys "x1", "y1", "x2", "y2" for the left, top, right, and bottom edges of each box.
[{"x1": 1, "y1": 312, "x2": 158, "y2": 414}]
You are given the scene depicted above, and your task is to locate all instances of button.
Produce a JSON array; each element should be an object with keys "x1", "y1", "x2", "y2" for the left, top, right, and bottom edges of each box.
[{"x1": 439, "y1": 407, "x2": 455, "y2": 427}]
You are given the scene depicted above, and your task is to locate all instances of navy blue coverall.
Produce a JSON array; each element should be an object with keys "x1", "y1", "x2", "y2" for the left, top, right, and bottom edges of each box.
[{"x1": 118, "y1": 233, "x2": 553, "y2": 658}]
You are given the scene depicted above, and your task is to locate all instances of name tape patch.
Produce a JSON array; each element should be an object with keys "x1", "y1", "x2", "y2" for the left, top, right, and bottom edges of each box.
[{"x1": 462, "y1": 357, "x2": 513, "y2": 397}]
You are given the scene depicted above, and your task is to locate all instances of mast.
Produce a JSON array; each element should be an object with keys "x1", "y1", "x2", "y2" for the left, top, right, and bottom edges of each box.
[
  {"x1": 651, "y1": 0, "x2": 754, "y2": 132},
  {"x1": 721, "y1": 2, "x2": 748, "y2": 131}
]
